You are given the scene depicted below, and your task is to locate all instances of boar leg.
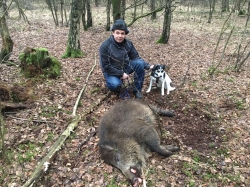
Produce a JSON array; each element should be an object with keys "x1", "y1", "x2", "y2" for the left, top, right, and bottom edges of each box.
[
  {"x1": 145, "y1": 133, "x2": 173, "y2": 156},
  {"x1": 148, "y1": 104, "x2": 175, "y2": 117}
]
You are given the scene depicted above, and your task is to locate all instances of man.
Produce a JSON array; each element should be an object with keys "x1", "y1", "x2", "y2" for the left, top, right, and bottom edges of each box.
[{"x1": 99, "y1": 19, "x2": 154, "y2": 99}]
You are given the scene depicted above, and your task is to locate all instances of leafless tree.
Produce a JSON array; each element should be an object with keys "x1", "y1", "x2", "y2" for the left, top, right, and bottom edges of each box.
[
  {"x1": 0, "y1": 0, "x2": 13, "y2": 62},
  {"x1": 62, "y1": 0, "x2": 84, "y2": 58}
]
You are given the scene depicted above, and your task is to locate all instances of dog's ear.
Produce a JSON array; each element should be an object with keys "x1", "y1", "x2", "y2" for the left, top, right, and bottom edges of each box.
[
  {"x1": 152, "y1": 65, "x2": 158, "y2": 71},
  {"x1": 162, "y1": 65, "x2": 166, "y2": 69}
]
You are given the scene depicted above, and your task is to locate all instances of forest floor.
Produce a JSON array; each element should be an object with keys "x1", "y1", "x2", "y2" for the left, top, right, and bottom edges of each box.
[{"x1": 0, "y1": 6, "x2": 250, "y2": 187}]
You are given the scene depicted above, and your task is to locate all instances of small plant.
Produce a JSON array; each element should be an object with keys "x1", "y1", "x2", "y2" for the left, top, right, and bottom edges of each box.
[
  {"x1": 209, "y1": 142, "x2": 216, "y2": 148},
  {"x1": 18, "y1": 151, "x2": 35, "y2": 163},
  {"x1": 208, "y1": 66, "x2": 217, "y2": 75},
  {"x1": 189, "y1": 181, "x2": 195, "y2": 187},
  {"x1": 235, "y1": 99, "x2": 244, "y2": 109},
  {"x1": 216, "y1": 148, "x2": 229, "y2": 156},
  {"x1": 47, "y1": 132, "x2": 54, "y2": 142},
  {"x1": 193, "y1": 155, "x2": 200, "y2": 162},
  {"x1": 75, "y1": 77, "x2": 80, "y2": 81},
  {"x1": 107, "y1": 179, "x2": 119, "y2": 187},
  {"x1": 91, "y1": 88, "x2": 100, "y2": 94},
  {"x1": 191, "y1": 81, "x2": 197, "y2": 87}
]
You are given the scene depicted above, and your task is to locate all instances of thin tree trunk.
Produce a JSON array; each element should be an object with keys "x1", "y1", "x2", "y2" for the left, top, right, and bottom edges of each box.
[
  {"x1": 156, "y1": 0, "x2": 172, "y2": 44},
  {"x1": 112, "y1": 0, "x2": 121, "y2": 22},
  {"x1": 208, "y1": 0, "x2": 215, "y2": 23},
  {"x1": 0, "y1": 0, "x2": 14, "y2": 62},
  {"x1": 150, "y1": 0, "x2": 156, "y2": 20},
  {"x1": 62, "y1": 0, "x2": 84, "y2": 58},
  {"x1": 121, "y1": 0, "x2": 126, "y2": 20},
  {"x1": 60, "y1": 0, "x2": 64, "y2": 26},
  {"x1": 86, "y1": 0, "x2": 92, "y2": 28},
  {"x1": 246, "y1": 1, "x2": 250, "y2": 27},
  {"x1": 44, "y1": 0, "x2": 58, "y2": 26},
  {"x1": 82, "y1": 0, "x2": 87, "y2": 30},
  {"x1": 106, "y1": 0, "x2": 111, "y2": 31}
]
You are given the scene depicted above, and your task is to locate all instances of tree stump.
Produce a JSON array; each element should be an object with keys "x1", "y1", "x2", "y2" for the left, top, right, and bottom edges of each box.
[
  {"x1": 19, "y1": 47, "x2": 61, "y2": 78},
  {"x1": 0, "y1": 84, "x2": 11, "y2": 102}
]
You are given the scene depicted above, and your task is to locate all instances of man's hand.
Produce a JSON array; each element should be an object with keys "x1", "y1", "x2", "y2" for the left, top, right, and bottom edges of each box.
[
  {"x1": 149, "y1": 65, "x2": 154, "y2": 70},
  {"x1": 121, "y1": 73, "x2": 129, "y2": 80}
]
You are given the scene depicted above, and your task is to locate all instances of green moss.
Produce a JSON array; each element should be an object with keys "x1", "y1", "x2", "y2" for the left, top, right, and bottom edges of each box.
[
  {"x1": 156, "y1": 35, "x2": 165, "y2": 44},
  {"x1": 61, "y1": 46, "x2": 84, "y2": 58},
  {"x1": 44, "y1": 56, "x2": 61, "y2": 78},
  {"x1": 19, "y1": 47, "x2": 61, "y2": 79}
]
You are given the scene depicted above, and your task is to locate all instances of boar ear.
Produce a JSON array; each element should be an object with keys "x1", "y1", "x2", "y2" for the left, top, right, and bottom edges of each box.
[{"x1": 101, "y1": 144, "x2": 114, "y2": 151}]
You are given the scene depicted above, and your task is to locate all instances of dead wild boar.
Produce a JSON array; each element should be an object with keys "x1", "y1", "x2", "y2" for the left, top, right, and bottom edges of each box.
[{"x1": 98, "y1": 99, "x2": 179, "y2": 187}]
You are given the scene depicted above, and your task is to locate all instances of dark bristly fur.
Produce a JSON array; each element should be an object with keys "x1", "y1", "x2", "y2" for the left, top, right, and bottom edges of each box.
[{"x1": 98, "y1": 99, "x2": 179, "y2": 187}]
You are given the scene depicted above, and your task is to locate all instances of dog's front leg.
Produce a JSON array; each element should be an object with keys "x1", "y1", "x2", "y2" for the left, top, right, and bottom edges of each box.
[
  {"x1": 161, "y1": 79, "x2": 165, "y2": 96},
  {"x1": 146, "y1": 78, "x2": 154, "y2": 93}
]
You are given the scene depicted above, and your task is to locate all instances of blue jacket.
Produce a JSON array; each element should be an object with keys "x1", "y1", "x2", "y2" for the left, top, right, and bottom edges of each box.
[{"x1": 99, "y1": 35, "x2": 150, "y2": 78}]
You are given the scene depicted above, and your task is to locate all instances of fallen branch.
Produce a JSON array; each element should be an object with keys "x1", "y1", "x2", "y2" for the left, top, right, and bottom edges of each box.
[
  {"x1": 4, "y1": 114, "x2": 53, "y2": 123},
  {"x1": 22, "y1": 56, "x2": 98, "y2": 187},
  {"x1": 22, "y1": 115, "x2": 81, "y2": 187},
  {"x1": 0, "y1": 102, "x2": 30, "y2": 110}
]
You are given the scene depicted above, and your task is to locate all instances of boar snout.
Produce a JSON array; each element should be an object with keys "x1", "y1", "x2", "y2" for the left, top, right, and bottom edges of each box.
[
  {"x1": 132, "y1": 177, "x2": 142, "y2": 187},
  {"x1": 123, "y1": 167, "x2": 142, "y2": 187}
]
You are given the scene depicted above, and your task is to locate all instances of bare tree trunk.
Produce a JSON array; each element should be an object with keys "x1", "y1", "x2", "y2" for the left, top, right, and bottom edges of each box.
[
  {"x1": 62, "y1": 0, "x2": 84, "y2": 58},
  {"x1": 44, "y1": 0, "x2": 59, "y2": 26},
  {"x1": 208, "y1": 0, "x2": 215, "y2": 23},
  {"x1": 60, "y1": 0, "x2": 64, "y2": 26},
  {"x1": 150, "y1": 0, "x2": 156, "y2": 20},
  {"x1": 222, "y1": 0, "x2": 230, "y2": 12},
  {"x1": 82, "y1": 0, "x2": 87, "y2": 30},
  {"x1": 133, "y1": 0, "x2": 137, "y2": 21},
  {"x1": 2, "y1": 0, "x2": 8, "y2": 17},
  {"x1": 86, "y1": 0, "x2": 92, "y2": 28},
  {"x1": 246, "y1": 1, "x2": 250, "y2": 27},
  {"x1": 106, "y1": 0, "x2": 111, "y2": 31},
  {"x1": 156, "y1": 0, "x2": 172, "y2": 44},
  {"x1": 120, "y1": 0, "x2": 126, "y2": 20},
  {"x1": 112, "y1": 0, "x2": 121, "y2": 22},
  {"x1": 0, "y1": 0, "x2": 14, "y2": 62},
  {"x1": 94, "y1": 0, "x2": 99, "y2": 7}
]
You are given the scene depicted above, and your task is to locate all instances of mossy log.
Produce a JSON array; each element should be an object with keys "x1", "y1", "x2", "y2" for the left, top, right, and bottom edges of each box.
[{"x1": 19, "y1": 47, "x2": 61, "y2": 78}]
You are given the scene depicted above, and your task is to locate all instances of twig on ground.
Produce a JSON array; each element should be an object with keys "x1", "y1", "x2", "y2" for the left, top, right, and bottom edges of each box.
[{"x1": 4, "y1": 114, "x2": 53, "y2": 123}]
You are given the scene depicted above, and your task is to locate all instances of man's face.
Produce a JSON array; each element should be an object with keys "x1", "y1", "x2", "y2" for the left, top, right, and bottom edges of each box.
[{"x1": 112, "y1": 30, "x2": 126, "y2": 43}]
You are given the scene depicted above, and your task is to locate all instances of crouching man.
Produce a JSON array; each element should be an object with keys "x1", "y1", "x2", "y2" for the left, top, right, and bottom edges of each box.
[{"x1": 99, "y1": 19, "x2": 154, "y2": 99}]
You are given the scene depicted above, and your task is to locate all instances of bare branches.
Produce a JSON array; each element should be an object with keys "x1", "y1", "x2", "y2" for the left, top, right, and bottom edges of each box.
[{"x1": 127, "y1": 5, "x2": 166, "y2": 27}]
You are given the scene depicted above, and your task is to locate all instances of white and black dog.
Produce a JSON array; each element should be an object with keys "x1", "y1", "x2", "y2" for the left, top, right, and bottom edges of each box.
[{"x1": 146, "y1": 64, "x2": 175, "y2": 96}]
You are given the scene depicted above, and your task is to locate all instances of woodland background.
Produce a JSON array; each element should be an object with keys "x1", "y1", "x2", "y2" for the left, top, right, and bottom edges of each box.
[{"x1": 0, "y1": 0, "x2": 250, "y2": 187}]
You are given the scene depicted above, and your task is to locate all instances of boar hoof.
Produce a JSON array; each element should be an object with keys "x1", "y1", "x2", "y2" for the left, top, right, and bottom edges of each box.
[{"x1": 166, "y1": 145, "x2": 180, "y2": 152}]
